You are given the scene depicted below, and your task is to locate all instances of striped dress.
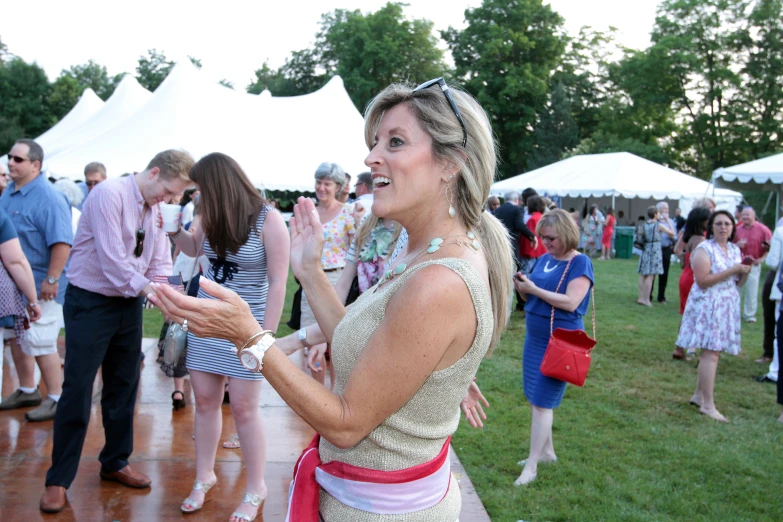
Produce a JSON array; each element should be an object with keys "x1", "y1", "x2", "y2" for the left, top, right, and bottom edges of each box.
[{"x1": 186, "y1": 207, "x2": 270, "y2": 380}]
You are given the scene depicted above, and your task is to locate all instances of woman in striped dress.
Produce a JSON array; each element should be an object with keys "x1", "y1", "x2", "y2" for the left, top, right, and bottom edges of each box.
[{"x1": 166, "y1": 153, "x2": 290, "y2": 522}]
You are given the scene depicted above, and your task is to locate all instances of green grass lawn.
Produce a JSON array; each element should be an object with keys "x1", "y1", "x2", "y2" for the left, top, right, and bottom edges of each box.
[
  {"x1": 142, "y1": 260, "x2": 783, "y2": 521},
  {"x1": 452, "y1": 258, "x2": 783, "y2": 522}
]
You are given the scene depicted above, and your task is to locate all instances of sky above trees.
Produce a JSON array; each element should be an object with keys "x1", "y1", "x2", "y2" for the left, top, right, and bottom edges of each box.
[{"x1": 0, "y1": 0, "x2": 659, "y2": 87}]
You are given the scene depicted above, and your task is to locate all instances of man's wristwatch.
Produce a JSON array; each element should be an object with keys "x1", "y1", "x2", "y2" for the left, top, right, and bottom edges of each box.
[
  {"x1": 46, "y1": 276, "x2": 58, "y2": 285},
  {"x1": 238, "y1": 331, "x2": 276, "y2": 372},
  {"x1": 297, "y1": 328, "x2": 311, "y2": 348}
]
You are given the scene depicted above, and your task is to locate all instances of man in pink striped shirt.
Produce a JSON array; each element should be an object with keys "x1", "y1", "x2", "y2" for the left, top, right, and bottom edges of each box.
[{"x1": 40, "y1": 150, "x2": 194, "y2": 514}]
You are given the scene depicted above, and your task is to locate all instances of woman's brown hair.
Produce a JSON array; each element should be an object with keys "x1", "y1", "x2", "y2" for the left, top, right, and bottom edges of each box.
[{"x1": 189, "y1": 153, "x2": 265, "y2": 257}]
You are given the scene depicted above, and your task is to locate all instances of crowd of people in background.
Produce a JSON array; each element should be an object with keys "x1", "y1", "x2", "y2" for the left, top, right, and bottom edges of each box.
[
  {"x1": 1, "y1": 76, "x2": 781, "y2": 520},
  {"x1": 488, "y1": 188, "x2": 782, "y2": 427}
]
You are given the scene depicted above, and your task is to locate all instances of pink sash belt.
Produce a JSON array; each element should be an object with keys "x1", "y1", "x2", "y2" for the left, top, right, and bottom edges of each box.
[{"x1": 286, "y1": 434, "x2": 452, "y2": 521}]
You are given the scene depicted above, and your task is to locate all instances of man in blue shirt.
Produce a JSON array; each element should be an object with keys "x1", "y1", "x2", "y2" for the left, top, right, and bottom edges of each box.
[{"x1": 0, "y1": 139, "x2": 72, "y2": 422}]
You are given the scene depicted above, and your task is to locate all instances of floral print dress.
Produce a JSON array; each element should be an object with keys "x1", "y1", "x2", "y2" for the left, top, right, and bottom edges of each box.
[
  {"x1": 638, "y1": 221, "x2": 663, "y2": 275},
  {"x1": 320, "y1": 204, "x2": 355, "y2": 269},
  {"x1": 676, "y1": 240, "x2": 742, "y2": 354}
]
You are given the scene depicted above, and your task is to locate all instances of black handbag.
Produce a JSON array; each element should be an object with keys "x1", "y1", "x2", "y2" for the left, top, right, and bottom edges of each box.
[{"x1": 633, "y1": 223, "x2": 646, "y2": 250}]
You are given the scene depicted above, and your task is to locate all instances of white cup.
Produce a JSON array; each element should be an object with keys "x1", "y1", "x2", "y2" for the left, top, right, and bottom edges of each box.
[{"x1": 160, "y1": 204, "x2": 181, "y2": 233}]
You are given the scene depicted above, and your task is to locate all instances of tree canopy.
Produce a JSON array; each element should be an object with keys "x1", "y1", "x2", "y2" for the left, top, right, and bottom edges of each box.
[{"x1": 2, "y1": 0, "x2": 782, "y2": 178}]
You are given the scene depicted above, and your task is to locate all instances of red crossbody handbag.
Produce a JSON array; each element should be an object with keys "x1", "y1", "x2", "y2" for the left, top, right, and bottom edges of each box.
[{"x1": 539, "y1": 255, "x2": 596, "y2": 387}]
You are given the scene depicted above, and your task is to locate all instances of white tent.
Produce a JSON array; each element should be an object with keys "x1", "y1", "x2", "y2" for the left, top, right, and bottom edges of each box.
[
  {"x1": 44, "y1": 61, "x2": 369, "y2": 190},
  {"x1": 712, "y1": 153, "x2": 783, "y2": 190},
  {"x1": 43, "y1": 75, "x2": 152, "y2": 161},
  {"x1": 712, "y1": 153, "x2": 783, "y2": 220},
  {"x1": 35, "y1": 88, "x2": 104, "y2": 155},
  {"x1": 491, "y1": 152, "x2": 742, "y2": 225}
]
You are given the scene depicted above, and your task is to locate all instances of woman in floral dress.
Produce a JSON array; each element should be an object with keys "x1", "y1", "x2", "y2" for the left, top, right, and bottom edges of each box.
[
  {"x1": 637, "y1": 206, "x2": 674, "y2": 306},
  {"x1": 676, "y1": 210, "x2": 751, "y2": 422},
  {"x1": 300, "y1": 162, "x2": 355, "y2": 387}
]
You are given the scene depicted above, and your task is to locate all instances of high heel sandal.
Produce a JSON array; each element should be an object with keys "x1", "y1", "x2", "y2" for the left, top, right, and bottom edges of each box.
[
  {"x1": 181, "y1": 478, "x2": 217, "y2": 513},
  {"x1": 229, "y1": 492, "x2": 266, "y2": 521},
  {"x1": 222, "y1": 434, "x2": 241, "y2": 449},
  {"x1": 172, "y1": 391, "x2": 186, "y2": 410}
]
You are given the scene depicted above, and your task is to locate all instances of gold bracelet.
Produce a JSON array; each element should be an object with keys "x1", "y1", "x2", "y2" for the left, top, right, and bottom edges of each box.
[{"x1": 240, "y1": 330, "x2": 273, "y2": 351}]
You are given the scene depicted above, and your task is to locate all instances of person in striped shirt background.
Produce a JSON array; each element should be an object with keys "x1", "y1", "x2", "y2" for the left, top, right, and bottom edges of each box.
[{"x1": 39, "y1": 149, "x2": 194, "y2": 514}]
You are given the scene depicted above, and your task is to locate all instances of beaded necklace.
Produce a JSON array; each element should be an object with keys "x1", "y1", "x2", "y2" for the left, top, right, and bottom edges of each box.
[{"x1": 378, "y1": 231, "x2": 480, "y2": 287}]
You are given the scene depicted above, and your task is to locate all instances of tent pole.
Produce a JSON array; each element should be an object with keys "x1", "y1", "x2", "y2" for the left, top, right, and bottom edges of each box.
[
  {"x1": 611, "y1": 194, "x2": 616, "y2": 212},
  {"x1": 777, "y1": 190, "x2": 780, "y2": 225}
]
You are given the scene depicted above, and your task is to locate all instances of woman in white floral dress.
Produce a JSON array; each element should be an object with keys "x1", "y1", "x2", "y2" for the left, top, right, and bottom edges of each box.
[{"x1": 677, "y1": 210, "x2": 751, "y2": 422}]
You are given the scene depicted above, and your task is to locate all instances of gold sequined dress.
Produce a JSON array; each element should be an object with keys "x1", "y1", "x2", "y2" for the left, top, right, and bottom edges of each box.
[{"x1": 318, "y1": 258, "x2": 494, "y2": 521}]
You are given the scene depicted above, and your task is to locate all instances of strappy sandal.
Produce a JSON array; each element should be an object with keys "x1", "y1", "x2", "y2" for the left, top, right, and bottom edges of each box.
[
  {"x1": 229, "y1": 492, "x2": 265, "y2": 521},
  {"x1": 181, "y1": 478, "x2": 217, "y2": 513},
  {"x1": 222, "y1": 434, "x2": 241, "y2": 449}
]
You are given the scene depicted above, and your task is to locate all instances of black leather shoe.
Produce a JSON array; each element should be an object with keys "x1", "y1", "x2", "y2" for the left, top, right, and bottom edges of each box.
[{"x1": 755, "y1": 375, "x2": 776, "y2": 383}]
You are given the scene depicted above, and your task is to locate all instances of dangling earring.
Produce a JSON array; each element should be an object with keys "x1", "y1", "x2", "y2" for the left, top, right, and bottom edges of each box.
[{"x1": 445, "y1": 177, "x2": 456, "y2": 218}]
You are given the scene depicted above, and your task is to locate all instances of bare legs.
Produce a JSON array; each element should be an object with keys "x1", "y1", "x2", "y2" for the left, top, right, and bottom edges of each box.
[
  {"x1": 183, "y1": 370, "x2": 222, "y2": 510},
  {"x1": 600, "y1": 244, "x2": 611, "y2": 260},
  {"x1": 10, "y1": 339, "x2": 36, "y2": 388},
  {"x1": 228, "y1": 377, "x2": 267, "y2": 522},
  {"x1": 184, "y1": 371, "x2": 268, "y2": 520},
  {"x1": 637, "y1": 275, "x2": 653, "y2": 306},
  {"x1": 515, "y1": 405, "x2": 557, "y2": 486},
  {"x1": 690, "y1": 350, "x2": 728, "y2": 422},
  {"x1": 10, "y1": 339, "x2": 62, "y2": 396}
]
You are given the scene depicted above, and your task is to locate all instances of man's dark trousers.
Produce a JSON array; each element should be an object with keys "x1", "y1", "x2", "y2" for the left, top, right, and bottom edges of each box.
[
  {"x1": 762, "y1": 269, "x2": 777, "y2": 359},
  {"x1": 654, "y1": 246, "x2": 674, "y2": 302},
  {"x1": 46, "y1": 284, "x2": 144, "y2": 488}
]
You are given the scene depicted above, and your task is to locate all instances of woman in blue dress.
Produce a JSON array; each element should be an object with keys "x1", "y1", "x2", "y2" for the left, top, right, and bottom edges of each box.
[{"x1": 513, "y1": 209, "x2": 594, "y2": 486}]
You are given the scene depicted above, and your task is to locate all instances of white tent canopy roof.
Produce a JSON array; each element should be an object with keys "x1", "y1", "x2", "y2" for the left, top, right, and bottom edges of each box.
[
  {"x1": 35, "y1": 88, "x2": 104, "y2": 154},
  {"x1": 491, "y1": 152, "x2": 742, "y2": 200},
  {"x1": 712, "y1": 153, "x2": 783, "y2": 189},
  {"x1": 44, "y1": 61, "x2": 369, "y2": 191},
  {"x1": 43, "y1": 75, "x2": 152, "y2": 162}
]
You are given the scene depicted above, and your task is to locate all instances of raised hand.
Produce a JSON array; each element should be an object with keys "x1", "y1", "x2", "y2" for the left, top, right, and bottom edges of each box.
[
  {"x1": 289, "y1": 197, "x2": 326, "y2": 281},
  {"x1": 461, "y1": 381, "x2": 489, "y2": 428}
]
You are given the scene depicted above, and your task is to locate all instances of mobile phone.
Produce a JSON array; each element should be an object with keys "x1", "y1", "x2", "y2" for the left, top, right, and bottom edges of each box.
[{"x1": 742, "y1": 256, "x2": 754, "y2": 265}]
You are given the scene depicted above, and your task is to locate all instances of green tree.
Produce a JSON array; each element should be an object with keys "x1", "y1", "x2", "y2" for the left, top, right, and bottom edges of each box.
[
  {"x1": 47, "y1": 75, "x2": 84, "y2": 121},
  {"x1": 443, "y1": 0, "x2": 566, "y2": 178},
  {"x1": 0, "y1": 57, "x2": 53, "y2": 151},
  {"x1": 247, "y1": 61, "x2": 284, "y2": 94},
  {"x1": 647, "y1": 0, "x2": 749, "y2": 176},
  {"x1": 218, "y1": 79, "x2": 235, "y2": 89},
  {"x1": 552, "y1": 27, "x2": 621, "y2": 140},
  {"x1": 527, "y1": 83, "x2": 579, "y2": 169},
  {"x1": 59, "y1": 59, "x2": 118, "y2": 100},
  {"x1": 136, "y1": 50, "x2": 201, "y2": 91},
  {"x1": 317, "y1": 2, "x2": 447, "y2": 109},
  {"x1": 732, "y1": 0, "x2": 783, "y2": 157}
]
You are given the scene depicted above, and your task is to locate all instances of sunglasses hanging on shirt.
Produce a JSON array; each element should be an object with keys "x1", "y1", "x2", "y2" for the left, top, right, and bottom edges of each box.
[{"x1": 134, "y1": 228, "x2": 145, "y2": 258}]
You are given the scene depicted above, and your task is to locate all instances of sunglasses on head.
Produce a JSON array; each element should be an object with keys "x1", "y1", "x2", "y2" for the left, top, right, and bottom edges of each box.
[
  {"x1": 7, "y1": 154, "x2": 30, "y2": 164},
  {"x1": 412, "y1": 77, "x2": 468, "y2": 148},
  {"x1": 134, "y1": 228, "x2": 145, "y2": 258}
]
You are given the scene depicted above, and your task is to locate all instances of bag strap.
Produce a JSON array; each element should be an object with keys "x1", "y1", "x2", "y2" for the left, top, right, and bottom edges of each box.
[
  {"x1": 180, "y1": 234, "x2": 205, "y2": 295},
  {"x1": 549, "y1": 254, "x2": 597, "y2": 340}
]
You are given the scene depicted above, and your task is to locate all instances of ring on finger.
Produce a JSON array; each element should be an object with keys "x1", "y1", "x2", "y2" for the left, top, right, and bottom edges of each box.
[{"x1": 182, "y1": 319, "x2": 188, "y2": 333}]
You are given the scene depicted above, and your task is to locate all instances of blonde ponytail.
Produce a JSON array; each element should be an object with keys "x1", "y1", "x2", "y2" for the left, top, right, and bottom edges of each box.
[{"x1": 476, "y1": 210, "x2": 514, "y2": 354}]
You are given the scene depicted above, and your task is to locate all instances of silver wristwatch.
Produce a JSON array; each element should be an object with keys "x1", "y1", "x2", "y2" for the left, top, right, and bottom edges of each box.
[
  {"x1": 297, "y1": 327, "x2": 311, "y2": 348},
  {"x1": 46, "y1": 276, "x2": 58, "y2": 285},
  {"x1": 238, "y1": 331, "x2": 276, "y2": 372}
]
